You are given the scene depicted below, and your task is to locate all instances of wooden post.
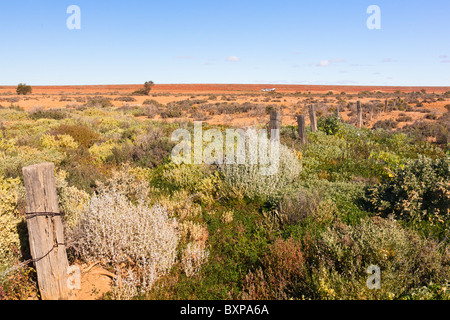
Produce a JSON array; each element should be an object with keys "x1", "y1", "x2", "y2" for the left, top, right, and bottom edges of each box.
[
  {"x1": 335, "y1": 106, "x2": 340, "y2": 119},
  {"x1": 269, "y1": 110, "x2": 281, "y2": 141},
  {"x1": 357, "y1": 101, "x2": 363, "y2": 128},
  {"x1": 297, "y1": 115, "x2": 307, "y2": 146},
  {"x1": 22, "y1": 163, "x2": 70, "y2": 300},
  {"x1": 308, "y1": 104, "x2": 317, "y2": 132},
  {"x1": 369, "y1": 104, "x2": 374, "y2": 121}
]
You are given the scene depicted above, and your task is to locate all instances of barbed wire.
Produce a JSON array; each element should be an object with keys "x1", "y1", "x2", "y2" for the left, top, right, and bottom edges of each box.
[{"x1": 0, "y1": 212, "x2": 65, "y2": 281}]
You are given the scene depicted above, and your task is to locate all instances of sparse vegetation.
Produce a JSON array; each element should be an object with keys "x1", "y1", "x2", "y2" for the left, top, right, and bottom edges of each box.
[
  {"x1": 132, "y1": 81, "x2": 154, "y2": 96},
  {"x1": 16, "y1": 84, "x2": 32, "y2": 95},
  {"x1": 0, "y1": 87, "x2": 449, "y2": 301}
]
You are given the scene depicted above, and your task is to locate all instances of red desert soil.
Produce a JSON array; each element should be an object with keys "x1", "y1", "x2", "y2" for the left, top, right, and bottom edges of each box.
[
  {"x1": 1, "y1": 84, "x2": 449, "y2": 95},
  {"x1": 1, "y1": 84, "x2": 449, "y2": 129},
  {"x1": 69, "y1": 263, "x2": 115, "y2": 300}
]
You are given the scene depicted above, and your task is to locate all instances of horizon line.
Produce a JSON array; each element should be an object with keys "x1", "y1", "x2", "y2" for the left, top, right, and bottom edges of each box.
[{"x1": 1, "y1": 83, "x2": 449, "y2": 89}]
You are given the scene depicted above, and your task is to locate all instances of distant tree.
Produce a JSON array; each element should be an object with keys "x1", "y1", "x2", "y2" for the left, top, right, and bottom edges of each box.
[
  {"x1": 144, "y1": 81, "x2": 154, "y2": 94},
  {"x1": 132, "y1": 81, "x2": 154, "y2": 96},
  {"x1": 16, "y1": 83, "x2": 32, "y2": 95}
]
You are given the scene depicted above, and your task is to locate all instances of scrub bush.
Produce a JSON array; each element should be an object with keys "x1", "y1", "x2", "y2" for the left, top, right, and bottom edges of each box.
[
  {"x1": 219, "y1": 131, "x2": 302, "y2": 200},
  {"x1": 73, "y1": 190, "x2": 179, "y2": 298},
  {"x1": 308, "y1": 217, "x2": 450, "y2": 299},
  {"x1": 369, "y1": 156, "x2": 450, "y2": 239}
]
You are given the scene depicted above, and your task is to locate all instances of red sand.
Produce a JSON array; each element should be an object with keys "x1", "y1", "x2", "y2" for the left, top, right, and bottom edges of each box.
[{"x1": 1, "y1": 84, "x2": 449, "y2": 95}]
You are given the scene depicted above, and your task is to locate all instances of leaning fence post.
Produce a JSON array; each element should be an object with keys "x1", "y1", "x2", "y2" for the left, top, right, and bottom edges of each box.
[
  {"x1": 357, "y1": 101, "x2": 363, "y2": 128},
  {"x1": 22, "y1": 163, "x2": 70, "y2": 300},
  {"x1": 269, "y1": 110, "x2": 281, "y2": 141},
  {"x1": 297, "y1": 115, "x2": 307, "y2": 146},
  {"x1": 308, "y1": 104, "x2": 317, "y2": 132}
]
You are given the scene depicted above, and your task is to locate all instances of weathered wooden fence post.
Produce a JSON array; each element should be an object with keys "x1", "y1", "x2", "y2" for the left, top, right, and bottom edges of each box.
[
  {"x1": 357, "y1": 101, "x2": 363, "y2": 128},
  {"x1": 269, "y1": 110, "x2": 281, "y2": 141},
  {"x1": 369, "y1": 104, "x2": 374, "y2": 121},
  {"x1": 22, "y1": 163, "x2": 70, "y2": 300},
  {"x1": 297, "y1": 115, "x2": 307, "y2": 146},
  {"x1": 308, "y1": 104, "x2": 317, "y2": 132}
]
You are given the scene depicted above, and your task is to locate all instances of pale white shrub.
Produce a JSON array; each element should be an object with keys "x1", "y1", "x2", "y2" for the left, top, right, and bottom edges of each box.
[
  {"x1": 181, "y1": 242, "x2": 210, "y2": 277},
  {"x1": 219, "y1": 131, "x2": 302, "y2": 199},
  {"x1": 75, "y1": 190, "x2": 179, "y2": 297},
  {"x1": 110, "y1": 268, "x2": 141, "y2": 300}
]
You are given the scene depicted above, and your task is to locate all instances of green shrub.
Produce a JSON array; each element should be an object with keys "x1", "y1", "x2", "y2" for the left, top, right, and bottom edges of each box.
[
  {"x1": 372, "y1": 119, "x2": 398, "y2": 130},
  {"x1": 276, "y1": 188, "x2": 321, "y2": 226},
  {"x1": 243, "y1": 215, "x2": 450, "y2": 300},
  {"x1": 85, "y1": 96, "x2": 113, "y2": 108},
  {"x1": 114, "y1": 96, "x2": 136, "y2": 102},
  {"x1": 396, "y1": 115, "x2": 413, "y2": 123},
  {"x1": 318, "y1": 115, "x2": 340, "y2": 135},
  {"x1": 368, "y1": 156, "x2": 450, "y2": 240},
  {"x1": 107, "y1": 126, "x2": 174, "y2": 168},
  {"x1": 160, "y1": 106, "x2": 183, "y2": 119},
  {"x1": 29, "y1": 109, "x2": 68, "y2": 120},
  {"x1": 306, "y1": 217, "x2": 450, "y2": 300},
  {"x1": 404, "y1": 119, "x2": 449, "y2": 147},
  {"x1": 16, "y1": 84, "x2": 32, "y2": 95},
  {"x1": 8, "y1": 104, "x2": 24, "y2": 112},
  {"x1": 142, "y1": 99, "x2": 163, "y2": 107}
]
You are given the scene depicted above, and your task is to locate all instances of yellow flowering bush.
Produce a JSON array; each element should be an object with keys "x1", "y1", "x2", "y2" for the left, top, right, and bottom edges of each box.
[
  {"x1": 0, "y1": 145, "x2": 65, "y2": 178},
  {"x1": 0, "y1": 176, "x2": 25, "y2": 272},
  {"x1": 40, "y1": 134, "x2": 79, "y2": 151},
  {"x1": 55, "y1": 170, "x2": 90, "y2": 231},
  {"x1": 88, "y1": 141, "x2": 116, "y2": 164},
  {"x1": 158, "y1": 162, "x2": 223, "y2": 206}
]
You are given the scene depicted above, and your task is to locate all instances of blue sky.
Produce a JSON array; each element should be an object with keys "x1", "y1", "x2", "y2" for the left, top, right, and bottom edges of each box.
[{"x1": 0, "y1": 0, "x2": 449, "y2": 86}]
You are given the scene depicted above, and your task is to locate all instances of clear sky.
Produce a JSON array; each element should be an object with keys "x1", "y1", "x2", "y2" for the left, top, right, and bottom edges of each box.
[{"x1": 0, "y1": 0, "x2": 449, "y2": 86}]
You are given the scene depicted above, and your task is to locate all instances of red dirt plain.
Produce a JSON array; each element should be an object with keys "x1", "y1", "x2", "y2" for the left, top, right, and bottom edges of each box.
[
  {"x1": 1, "y1": 84, "x2": 448, "y2": 128},
  {"x1": 1, "y1": 84, "x2": 449, "y2": 95}
]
